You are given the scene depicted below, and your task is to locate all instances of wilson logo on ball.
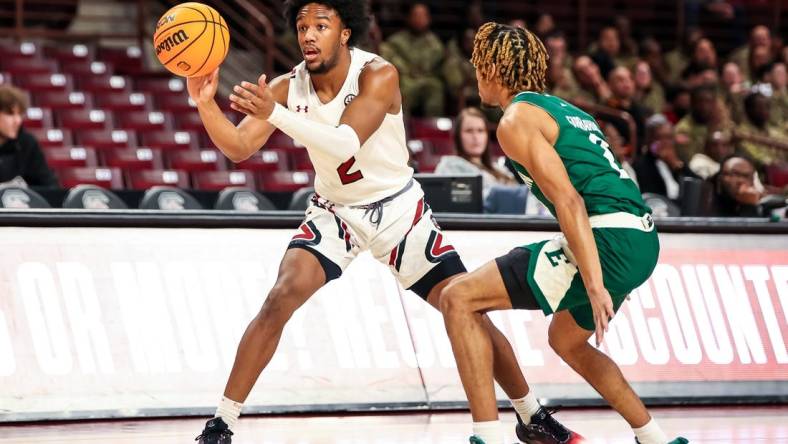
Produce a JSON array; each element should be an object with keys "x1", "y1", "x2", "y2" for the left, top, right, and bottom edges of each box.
[{"x1": 155, "y1": 30, "x2": 190, "y2": 55}]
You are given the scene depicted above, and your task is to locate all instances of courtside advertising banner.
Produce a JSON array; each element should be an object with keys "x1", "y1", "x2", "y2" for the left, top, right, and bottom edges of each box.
[{"x1": 0, "y1": 227, "x2": 785, "y2": 421}]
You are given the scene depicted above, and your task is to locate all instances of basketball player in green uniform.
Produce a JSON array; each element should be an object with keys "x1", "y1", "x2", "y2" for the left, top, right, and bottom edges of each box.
[{"x1": 439, "y1": 22, "x2": 689, "y2": 444}]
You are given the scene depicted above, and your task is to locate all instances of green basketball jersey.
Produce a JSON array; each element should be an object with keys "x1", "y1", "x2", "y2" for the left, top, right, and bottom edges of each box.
[{"x1": 509, "y1": 91, "x2": 650, "y2": 217}]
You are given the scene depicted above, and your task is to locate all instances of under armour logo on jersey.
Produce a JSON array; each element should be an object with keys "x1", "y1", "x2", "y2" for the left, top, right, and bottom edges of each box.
[{"x1": 296, "y1": 105, "x2": 309, "y2": 113}]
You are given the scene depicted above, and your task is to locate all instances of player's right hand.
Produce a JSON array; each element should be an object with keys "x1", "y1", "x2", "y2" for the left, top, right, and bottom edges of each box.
[{"x1": 187, "y1": 68, "x2": 219, "y2": 105}]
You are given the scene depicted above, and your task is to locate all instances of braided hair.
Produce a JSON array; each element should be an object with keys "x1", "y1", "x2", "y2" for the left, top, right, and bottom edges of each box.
[{"x1": 471, "y1": 22, "x2": 549, "y2": 93}]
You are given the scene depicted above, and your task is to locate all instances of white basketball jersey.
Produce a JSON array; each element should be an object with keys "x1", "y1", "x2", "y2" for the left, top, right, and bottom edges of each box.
[{"x1": 287, "y1": 47, "x2": 413, "y2": 206}]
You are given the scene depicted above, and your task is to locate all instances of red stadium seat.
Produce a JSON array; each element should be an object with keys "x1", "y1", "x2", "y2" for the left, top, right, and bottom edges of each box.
[
  {"x1": 0, "y1": 72, "x2": 12, "y2": 85},
  {"x1": 35, "y1": 91, "x2": 92, "y2": 110},
  {"x1": 174, "y1": 111, "x2": 206, "y2": 131},
  {"x1": 290, "y1": 148, "x2": 315, "y2": 171},
  {"x1": 61, "y1": 60, "x2": 112, "y2": 77},
  {"x1": 0, "y1": 41, "x2": 39, "y2": 59},
  {"x1": 15, "y1": 73, "x2": 73, "y2": 92},
  {"x1": 116, "y1": 110, "x2": 172, "y2": 131},
  {"x1": 410, "y1": 117, "x2": 454, "y2": 141},
  {"x1": 76, "y1": 129, "x2": 137, "y2": 150},
  {"x1": 766, "y1": 165, "x2": 788, "y2": 188},
  {"x1": 265, "y1": 130, "x2": 297, "y2": 149},
  {"x1": 428, "y1": 138, "x2": 455, "y2": 155},
  {"x1": 136, "y1": 77, "x2": 187, "y2": 96},
  {"x1": 27, "y1": 128, "x2": 73, "y2": 147},
  {"x1": 156, "y1": 94, "x2": 197, "y2": 113},
  {"x1": 95, "y1": 91, "x2": 151, "y2": 112},
  {"x1": 0, "y1": 58, "x2": 57, "y2": 75},
  {"x1": 168, "y1": 149, "x2": 226, "y2": 172},
  {"x1": 193, "y1": 170, "x2": 255, "y2": 191},
  {"x1": 77, "y1": 75, "x2": 130, "y2": 93},
  {"x1": 23, "y1": 107, "x2": 53, "y2": 129},
  {"x1": 42, "y1": 147, "x2": 98, "y2": 168},
  {"x1": 128, "y1": 169, "x2": 189, "y2": 190},
  {"x1": 235, "y1": 149, "x2": 290, "y2": 172},
  {"x1": 408, "y1": 139, "x2": 439, "y2": 173},
  {"x1": 57, "y1": 109, "x2": 111, "y2": 130},
  {"x1": 104, "y1": 148, "x2": 163, "y2": 171},
  {"x1": 140, "y1": 130, "x2": 198, "y2": 151},
  {"x1": 58, "y1": 167, "x2": 124, "y2": 189},
  {"x1": 97, "y1": 46, "x2": 144, "y2": 74},
  {"x1": 44, "y1": 43, "x2": 95, "y2": 63},
  {"x1": 258, "y1": 171, "x2": 315, "y2": 192}
]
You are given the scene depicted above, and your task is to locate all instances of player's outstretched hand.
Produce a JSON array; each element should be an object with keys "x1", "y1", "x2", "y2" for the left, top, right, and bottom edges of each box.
[
  {"x1": 187, "y1": 68, "x2": 219, "y2": 106},
  {"x1": 588, "y1": 286, "x2": 615, "y2": 347},
  {"x1": 230, "y1": 74, "x2": 275, "y2": 120}
]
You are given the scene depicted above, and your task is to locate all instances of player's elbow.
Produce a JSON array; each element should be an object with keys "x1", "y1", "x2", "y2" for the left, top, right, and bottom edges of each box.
[{"x1": 553, "y1": 191, "x2": 585, "y2": 215}]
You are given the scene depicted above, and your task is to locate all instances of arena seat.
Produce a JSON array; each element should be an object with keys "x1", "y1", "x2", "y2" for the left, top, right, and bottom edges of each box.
[
  {"x1": 156, "y1": 94, "x2": 196, "y2": 113},
  {"x1": 135, "y1": 77, "x2": 187, "y2": 96},
  {"x1": 139, "y1": 186, "x2": 202, "y2": 210},
  {"x1": 57, "y1": 109, "x2": 111, "y2": 130},
  {"x1": 58, "y1": 167, "x2": 124, "y2": 189},
  {"x1": 61, "y1": 60, "x2": 111, "y2": 77},
  {"x1": 42, "y1": 146, "x2": 98, "y2": 169},
  {"x1": 96, "y1": 46, "x2": 144, "y2": 74},
  {"x1": 258, "y1": 171, "x2": 315, "y2": 193},
  {"x1": 104, "y1": 148, "x2": 163, "y2": 171},
  {"x1": 290, "y1": 148, "x2": 314, "y2": 171},
  {"x1": 410, "y1": 117, "x2": 454, "y2": 140},
  {"x1": 76, "y1": 129, "x2": 136, "y2": 150},
  {"x1": 234, "y1": 149, "x2": 290, "y2": 172},
  {"x1": 287, "y1": 186, "x2": 315, "y2": 211},
  {"x1": 214, "y1": 187, "x2": 277, "y2": 211},
  {"x1": 0, "y1": 58, "x2": 57, "y2": 75},
  {"x1": 140, "y1": 130, "x2": 198, "y2": 151},
  {"x1": 34, "y1": 91, "x2": 92, "y2": 110},
  {"x1": 116, "y1": 110, "x2": 172, "y2": 131},
  {"x1": 642, "y1": 193, "x2": 681, "y2": 217},
  {"x1": 77, "y1": 75, "x2": 130, "y2": 93},
  {"x1": 62, "y1": 184, "x2": 128, "y2": 210},
  {"x1": 0, "y1": 187, "x2": 50, "y2": 209},
  {"x1": 94, "y1": 91, "x2": 151, "y2": 112},
  {"x1": 0, "y1": 41, "x2": 39, "y2": 59},
  {"x1": 265, "y1": 130, "x2": 297, "y2": 149},
  {"x1": 15, "y1": 73, "x2": 73, "y2": 92},
  {"x1": 192, "y1": 170, "x2": 255, "y2": 191},
  {"x1": 43, "y1": 43, "x2": 94, "y2": 63},
  {"x1": 128, "y1": 169, "x2": 189, "y2": 190},
  {"x1": 168, "y1": 149, "x2": 226, "y2": 172},
  {"x1": 27, "y1": 128, "x2": 73, "y2": 147},
  {"x1": 23, "y1": 107, "x2": 53, "y2": 129}
]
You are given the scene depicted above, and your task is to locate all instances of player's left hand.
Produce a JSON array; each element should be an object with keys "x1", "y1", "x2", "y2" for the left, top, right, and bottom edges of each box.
[
  {"x1": 588, "y1": 286, "x2": 615, "y2": 347},
  {"x1": 229, "y1": 73, "x2": 275, "y2": 120}
]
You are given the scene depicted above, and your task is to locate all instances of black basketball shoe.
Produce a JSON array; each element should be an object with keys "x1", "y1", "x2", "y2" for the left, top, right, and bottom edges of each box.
[
  {"x1": 195, "y1": 417, "x2": 233, "y2": 444},
  {"x1": 515, "y1": 407, "x2": 585, "y2": 444}
]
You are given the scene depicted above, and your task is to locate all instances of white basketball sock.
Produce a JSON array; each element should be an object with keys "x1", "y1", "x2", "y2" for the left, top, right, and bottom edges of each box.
[
  {"x1": 510, "y1": 391, "x2": 541, "y2": 424},
  {"x1": 215, "y1": 396, "x2": 243, "y2": 430},
  {"x1": 473, "y1": 420, "x2": 504, "y2": 444},
  {"x1": 633, "y1": 418, "x2": 669, "y2": 444}
]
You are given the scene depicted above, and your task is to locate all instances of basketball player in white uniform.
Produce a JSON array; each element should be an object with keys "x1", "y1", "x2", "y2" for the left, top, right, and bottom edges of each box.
[{"x1": 189, "y1": 1, "x2": 544, "y2": 443}]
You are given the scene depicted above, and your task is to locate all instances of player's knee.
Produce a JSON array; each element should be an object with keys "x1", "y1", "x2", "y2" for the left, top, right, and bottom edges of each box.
[
  {"x1": 548, "y1": 330, "x2": 581, "y2": 359},
  {"x1": 438, "y1": 277, "x2": 475, "y2": 316},
  {"x1": 260, "y1": 282, "x2": 305, "y2": 322}
]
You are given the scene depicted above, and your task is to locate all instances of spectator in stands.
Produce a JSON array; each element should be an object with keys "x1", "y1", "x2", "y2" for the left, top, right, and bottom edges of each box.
[
  {"x1": 443, "y1": 28, "x2": 477, "y2": 112},
  {"x1": 435, "y1": 107, "x2": 515, "y2": 198},
  {"x1": 748, "y1": 44, "x2": 774, "y2": 84},
  {"x1": 640, "y1": 36, "x2": 669, "y2": 87},
  {"x1": 634, "y1": 114, "x2": 699, "y2": 200},
  {"x1": 0, "y1": 85, "x2": 57, "y2": 188},
  {"x1": 760, "y1": 61, "x2": 787, "y2": 128},
  {"x1": 591, "y1": 25, "x2": 632, "y2": 80},
  {"x1": 690, "y1": 38, "x2": 718, "y2": 71},
  {"x1": 689, "y1": 129, "x2": 735, "y2": 179},
  {"x1": 681, "y1": 62, "x2": 719, "y2": 89},
  {"x1": 736, "y1": 92, "x2": 788, "y2": 169},
  {"x1": 729, "y1": 25, "x2": 771, "y2": 81},
  {"x1": 605, "y1": 66, "x2": 650, "y2": 147},
  {"x1": 707, "y1": 155, "x2": 764, "y2": 217},
  {"x1": 633, "y1": 60, "x2": 665, "y2": 114},
  {"x1": 572, "y1": 55, "x2": 612, "y2": 104},
  {"x1": 664, "y1": 85, "x2": 691, "y2": 124},
  {"x1": 381, "y1": 2, "x2": 445, "y2": 116},
  {"x1": 544, "y1": 30, "x2": 572, "y2": 69},
  {"x1": 676, "y1": 85, "x2": 734, "y2": 161},
  {"x1": 544, "y1": 31, "x2": 579, "y2": 99},
  {"x1": 665, "y1": 27, "x2": 703, "y2": 83},
  {"x1": 600, "y1": 120, "x2": 637, "y2": 185},
  {"x1": 533, "y1": 13, "x2": 554, "y2": 38},
  {"x1": 614, "y1": 15, "x2": 639, "y2": 60},
  {"x1": 721, "y1": 61, "x2": 747, "y2": 123}
]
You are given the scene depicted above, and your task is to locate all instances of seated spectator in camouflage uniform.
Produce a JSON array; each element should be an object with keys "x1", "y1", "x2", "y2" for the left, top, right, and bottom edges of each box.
[
  {"x1": 443, "y1": 28, "x2": 477, "y2": 111},
  {"x1": 633, "y1": 60, "x2": 665, "y2": 114},
  {"x1": 676, "y1": 85, "x2": 734, "y2": 162},
  {"x1": 571, "y1": 55, "x2": 612, "y2": 104},
  {"x1": 736, "y1": 91, "x2": 788, "y2": 169},
  {"x1": 689, "y1": 129, "x2": 735, "y2": 179},
  {"x1": 665, "y1": 27, "x2": 703, "y2": 84},
  {"x1": 381, "y1": 2, "x2": 445, "y2": 116},
  {"x1": 758, "y1": 61, "x2": 787, "y2": 129},
  {"x1": 605, "y1": 66, "x2": 651, "y2": 148},
  {"x1": 729, "y1": 25, "x2": 772, "y2": 82}
]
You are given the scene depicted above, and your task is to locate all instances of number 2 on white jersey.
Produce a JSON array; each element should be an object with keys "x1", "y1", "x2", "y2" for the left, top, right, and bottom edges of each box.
[{"x1": 588, "y1": 133, "x2": 631, "y2": 180}]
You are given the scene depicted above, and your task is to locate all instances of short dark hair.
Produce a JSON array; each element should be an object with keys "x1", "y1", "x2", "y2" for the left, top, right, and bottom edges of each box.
[
  {"x1": 284, "y1": 0, "x2": 370, "y2": 47},
  {"x1": 0, "y1": 85, "x2": 28, "y2": 113},
  {"x1": 689, "y1": 84, "x2": 716, "y2": 101}
]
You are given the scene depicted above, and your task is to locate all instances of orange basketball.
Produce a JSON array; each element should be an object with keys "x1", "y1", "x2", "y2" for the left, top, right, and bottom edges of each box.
[{"x1": 153, "y1": 2, "x2": 230, "y2": 78}]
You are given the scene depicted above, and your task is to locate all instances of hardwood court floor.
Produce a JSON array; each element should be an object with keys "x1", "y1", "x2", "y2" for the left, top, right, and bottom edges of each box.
[{"x1": 0, "y1": 406, "x2": 785, "y2": 443}]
